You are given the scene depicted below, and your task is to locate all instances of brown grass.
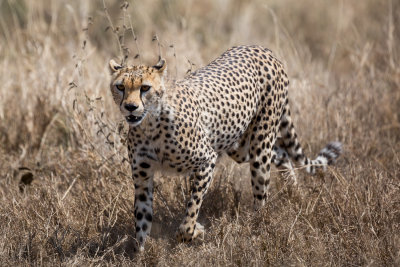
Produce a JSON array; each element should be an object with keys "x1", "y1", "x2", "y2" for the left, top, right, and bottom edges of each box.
[{"x1": 0, "y1": 0, "x2": 399, "y2": 265}]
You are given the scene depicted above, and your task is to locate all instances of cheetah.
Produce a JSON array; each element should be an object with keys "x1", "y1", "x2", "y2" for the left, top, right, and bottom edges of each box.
[{"x1": 108, "y1": 45, "x2": 342, "y2": 251}]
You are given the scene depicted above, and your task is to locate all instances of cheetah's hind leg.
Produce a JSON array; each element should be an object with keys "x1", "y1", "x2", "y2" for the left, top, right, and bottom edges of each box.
[
  {"x1": 278, "y1": 104, "x2": 342, "y2": 174},
  {"x1": 272, "y1": 137, "x2": 297, "y2": 185}
]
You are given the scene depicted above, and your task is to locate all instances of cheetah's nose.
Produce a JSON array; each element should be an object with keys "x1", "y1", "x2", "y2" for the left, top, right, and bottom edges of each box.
[{"x1": 124, "y1": 103, "x2": 139, "y2": 112}]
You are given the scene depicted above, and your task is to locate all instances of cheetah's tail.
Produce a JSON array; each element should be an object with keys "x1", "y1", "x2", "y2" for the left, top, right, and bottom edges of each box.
[
  {"x1": 303, "y1": 141, "x2": 342, "y2": 174},
  {"x1": 278, "y1": 107, "x2": 342, "y2": 174}
]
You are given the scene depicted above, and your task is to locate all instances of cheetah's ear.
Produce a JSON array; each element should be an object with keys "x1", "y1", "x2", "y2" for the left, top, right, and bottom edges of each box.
[
  {"x1": 109, "y1": 59, "x2": 123, "y2": 73},
  {"x1": 153, "y1": 58, "x2": 166, "y2": 73}
]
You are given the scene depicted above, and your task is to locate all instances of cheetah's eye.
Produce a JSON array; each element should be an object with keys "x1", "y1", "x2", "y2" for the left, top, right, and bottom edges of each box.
[
  {"x1": 140, "y1": 85, "x2": 151, "y2": 92},
  {"x1": 116, "y1": 84, "x2": 125, "y2": 91}
]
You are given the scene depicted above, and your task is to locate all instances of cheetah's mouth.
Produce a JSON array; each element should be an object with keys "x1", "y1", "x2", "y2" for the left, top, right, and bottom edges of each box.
[{"x1": 126, "y1": 114, "x2": 145, "y2": 126}]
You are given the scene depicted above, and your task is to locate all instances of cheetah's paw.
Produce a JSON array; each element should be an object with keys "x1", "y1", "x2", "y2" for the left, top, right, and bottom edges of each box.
[{"x1": 177, "y1": 222, "x2": 205, "y2": 243}]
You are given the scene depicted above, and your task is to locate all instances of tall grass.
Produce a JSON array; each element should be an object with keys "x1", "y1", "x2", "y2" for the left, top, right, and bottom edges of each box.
[{"x1": 0, "y1": 0, "x2": 399, "y2": 265}]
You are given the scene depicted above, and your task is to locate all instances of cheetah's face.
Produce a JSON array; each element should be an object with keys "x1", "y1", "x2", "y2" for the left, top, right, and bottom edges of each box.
[{"x1": 109, "y1": 59, "x2": 167, "y2": 127}]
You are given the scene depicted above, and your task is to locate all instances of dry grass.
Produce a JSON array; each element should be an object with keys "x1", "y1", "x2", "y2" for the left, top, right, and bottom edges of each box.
[{"x1": 0, "y1": 0, "x2": 399, "y2": 265}]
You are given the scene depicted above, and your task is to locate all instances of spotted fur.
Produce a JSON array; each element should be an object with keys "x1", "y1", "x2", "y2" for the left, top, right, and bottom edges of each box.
[{"x1": 108, "y1": 45, "x2": 342, "y2": 251}]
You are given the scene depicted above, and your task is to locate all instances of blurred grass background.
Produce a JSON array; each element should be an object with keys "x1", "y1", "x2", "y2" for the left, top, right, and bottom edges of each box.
[{"x1": 0, "y1": 0, "x2": 399, "y2": 265}]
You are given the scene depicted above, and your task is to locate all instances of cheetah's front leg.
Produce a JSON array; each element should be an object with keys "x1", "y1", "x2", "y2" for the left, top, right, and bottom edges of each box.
[
  {"x1": 177, "y1": 154, "x2": 217, "y2": 242},
  {"x1": 132, "y1": 161, "x2": 155, "y2": 251}
]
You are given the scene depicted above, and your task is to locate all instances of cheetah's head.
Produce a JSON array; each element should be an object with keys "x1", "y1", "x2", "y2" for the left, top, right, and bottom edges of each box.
[{"x1": 109, "y1": 58, "x2": 167, "y2": 127}]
